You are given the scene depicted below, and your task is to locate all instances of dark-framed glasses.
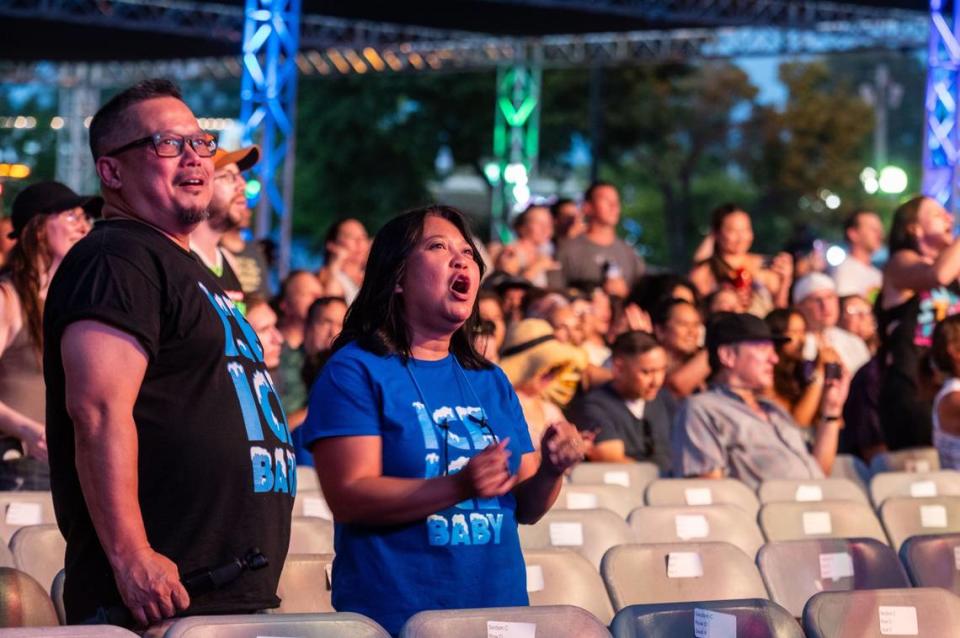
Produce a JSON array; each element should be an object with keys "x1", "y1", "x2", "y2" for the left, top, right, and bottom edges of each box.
[{"x1": 102, "y1": 132, "x2": 218, "y2": 159}]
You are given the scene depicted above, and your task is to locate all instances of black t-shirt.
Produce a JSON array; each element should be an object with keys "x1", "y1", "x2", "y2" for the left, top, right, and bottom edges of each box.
[
  {"x1": 43, "y1": 219, "x2": 294, "y2": 623},
  {"x1": 566, "y1": 382, "x2": 672, "y2": 473},
  {"x1": 192, "y1": 248, "x2": 246, "y2": 314}
]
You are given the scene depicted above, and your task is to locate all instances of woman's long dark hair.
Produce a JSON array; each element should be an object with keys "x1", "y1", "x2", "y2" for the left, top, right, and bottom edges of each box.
[
  {"x1": 705, "y1": 203, "x2": 748, "y2": 284},
  {"x1": 888, "y1": 195, "x2": 928, "y2": 255},
  {"x1": 333, "y1": 205, "x2": 490, "y2": 369},
  {"x1": 0, "y1": 215, "x2": 51, "y2": 358}
]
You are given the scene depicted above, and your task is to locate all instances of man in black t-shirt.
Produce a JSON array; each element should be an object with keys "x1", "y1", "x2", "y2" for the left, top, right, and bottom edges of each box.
[
  {"x1": 567, "y1": 331, "x2": 672, "y2": 472},
  {"x1": 43, "y1": 79, "x2": 294, "y2": 627}
]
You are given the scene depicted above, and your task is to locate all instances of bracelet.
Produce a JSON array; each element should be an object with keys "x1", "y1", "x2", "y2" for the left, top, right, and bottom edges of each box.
[{"x1": 821, "y1": 415, "x2": 842, "y2": 421}]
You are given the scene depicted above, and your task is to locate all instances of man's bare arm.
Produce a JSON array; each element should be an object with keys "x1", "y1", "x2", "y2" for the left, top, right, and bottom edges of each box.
[{"x1": 61, "y1": 320, "x2": 189, "y2": 626}]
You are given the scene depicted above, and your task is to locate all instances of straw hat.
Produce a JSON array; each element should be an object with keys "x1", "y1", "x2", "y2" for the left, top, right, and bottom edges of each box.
[{"x1": 499, "y1": 319, "x2": 586, "y2": 405}]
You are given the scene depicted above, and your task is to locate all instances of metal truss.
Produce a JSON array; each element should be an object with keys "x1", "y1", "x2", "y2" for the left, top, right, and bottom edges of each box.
[
  {"x1": 922, "y1": 0, "x2": 960, "y2": 210},
  {"x1": 240, "y1": 0, "x2": 301, "y2": 280},
  {"x1": 477, "y1": 0, "x2": 924, "y2": 27}
]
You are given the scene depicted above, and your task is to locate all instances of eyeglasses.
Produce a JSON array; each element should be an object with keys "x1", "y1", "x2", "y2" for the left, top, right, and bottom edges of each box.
[
  {"x1": 102, "y1": 132, "x2": 218, "y2": 159},
  {"x1": 215, "y1": 171, "x2": 240, "y2": 183}
]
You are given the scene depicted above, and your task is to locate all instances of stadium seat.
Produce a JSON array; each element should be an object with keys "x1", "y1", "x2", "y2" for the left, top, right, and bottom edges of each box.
[
  {"x1": 609, "y1": 598, "x2": 804, "y2": 638},
  {"x1": 296, "y1": 465, "x2": 321, "y2": 492},
  {"x1": 757, "y1": 478, "x2": 869, "y2": 506},
  {"x1": 0, "y1": 567, "x2": 58, "y2": 627},
  {"x1": 879, "y1": 496, "x2": 960, "y2": 550},
  {"x1": 518, "y1": 509, "x2": 633, "y2": 569},
  {"x1": 644, "y1": 478, "x2": 759, "y2": 516},
  {"x1": 0, "y1": 493, "x2": 56, "y2": 544},
  {"x1": 600, "y1": 541, "x2": 767, "y2": 611},
  {"x1": 627, "y1": 504, "x2": 765, "y2": 558},
  {"x1": 9, "y1": 524, "x2": 65, "y2": 592},
  {"x1": 828, "y1": 454, "x2": 871, "y2": 493},
  {"x1": 522, "y1": 548, "x2": 614, "y2": 624},
  {"x1": 50, "y1": 569, "x2": 65, "y2": 625},
  {"x1": 0, "y1": 628, "x2": 139, "y2": 636},
  {"x1": 757, "y1": 538, "x2": 910, "y2": 617},
  {"x1": 289, "y1": 516, "x2": 334, "y2": 554},
  {"x1": 899, "y1": 533, "x2": 960, "y2": 593},
  {"x1": 557, "y1": 483, "x2": 643, "y2": 518},
  {"x1": 399, "y1": 604, "x2": 612, "y2": 638},
  {"x1": 758, "y1": 501, "x2": 887, "y2": 544},
  {"x1": 160, "y1": 612, "x2": 391, "y2": 637},
  {"x1": 803, "y1": 587, "x2": 960, "y2": 638},
  {"x1": 869, "y1": 470, "x2": 960, "y2": 507},
  {"x1": 275, "y1": 553, "x2": 335, "y2": 613},
  {"x1": 869, "y1": 447, "x2": 941, "y2": 474},
  {"x1": 292, "y1": 491, "x2": 334, "y2": 520},
  {"x1": 569, "y1": 463, "x2": 659, "y2": 492}
]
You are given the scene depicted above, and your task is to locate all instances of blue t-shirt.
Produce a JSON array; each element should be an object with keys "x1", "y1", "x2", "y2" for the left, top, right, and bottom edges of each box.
[{"x1": 299, "y1": 341, "x2": 535, "y2": 634}]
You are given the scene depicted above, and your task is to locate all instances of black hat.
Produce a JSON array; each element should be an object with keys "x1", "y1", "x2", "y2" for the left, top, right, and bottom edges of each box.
[
  {"x1": 9, "y1": 181, "x2": 103, "y2": 239},
  {"x1": 482, "y1": 271, "x2": 534, "y2": 296},
  {"x1": 706, "y1": 312, "x2": 788, "y2": 354}
]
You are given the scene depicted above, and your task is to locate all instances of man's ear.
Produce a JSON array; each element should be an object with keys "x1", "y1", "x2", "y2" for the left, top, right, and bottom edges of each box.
[
  {"x1": 96, "y1": 157, "x2": 122, "y2": 190},
  {"x1": 717, "y1": 343, "x2": 737, "y2": 369}
]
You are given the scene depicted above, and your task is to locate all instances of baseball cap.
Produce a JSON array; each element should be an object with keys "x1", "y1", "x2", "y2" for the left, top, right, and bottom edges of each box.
[
  {"x1": 792, "y1": 272, "x2": 836, "y2": 304},
  {"x1": 213, "y1": 145, "x2": 260, "y2": 172},
  {"x1": 9, "y1": 181, "x2": 103, "y2": 239},
  {"x1": 706, "y1": 312, "x2": 788, "y2": 354}
]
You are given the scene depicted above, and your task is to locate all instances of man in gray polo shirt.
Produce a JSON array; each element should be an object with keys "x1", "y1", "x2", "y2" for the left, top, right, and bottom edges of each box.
[{"x1": 672, "y1": 312, "x2": 848, "y2": 489}]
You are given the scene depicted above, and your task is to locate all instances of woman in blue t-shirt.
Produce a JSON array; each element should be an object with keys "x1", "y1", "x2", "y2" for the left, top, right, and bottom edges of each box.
[{"x1": 300, "y1": 205, "x2": 587, "y2": 635}]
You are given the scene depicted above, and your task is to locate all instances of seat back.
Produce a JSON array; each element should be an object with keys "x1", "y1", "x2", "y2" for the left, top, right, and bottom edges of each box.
[
  {"x1": 610, "y1": 598, "x2": 805, "y2": 638},
  {"x1": 757, "y1": 538, "x2": 910, "y2": 617},
  {"x1": 829, "y1": 454, "x2": 871, "y2": 493},
  {"x1": 869, "y1": 470, "x2": 960, "y2": 507},
  {"x1": 0, "y1": 627, "x2": 139, "y2": 636},
  {"x1": 161, "y1": 612, "x2": 391, "y2": 637},
  {"x1": 289, "y1": 516, "x2": 334, "y2": 554},
  {"x1": 879, "y1": 496, "x2": 960, "y2": 550},
  {"x1": 292, "y1": 491, "x2": 333, "y2": 520},
  {"x1": 522, "y1": 548, "x2": 614, "y2": 624},
  {"x1": 899, "y1": 533, "x2": 960, "y2": 593},
  {"x1": 870, "y1": 447, "x2": 941, "y2": 474},
  {"x1": 557, "y1": 483, "x2": 642, "y2": 518},
  {"x1": 758, "y1": 478, "x2": 869, "y2": 506},
  {"x1": 0, "y1": 493, "x2": 55, "y2": 544},
  {"x1": 399, "y1": 604, "x2": 611, "y2": 638},
  {"x1": 758, "y1": 501, "x2": 887, "y2": 544},
  {"x1": 518, "y1": 509, "x2": 633, "y2": 568},
  {"x1": 296, "y1": 465, "x2": 321, "y2": 492},
  {"x1": 9, "y1": 524, "x2": 65, "y2": 592},
  {"x1": 0, "y1": 567, "x2": 58, "y2": 627},
  {"x1": 568, "y1": 463, "x2": 659, "y2": 492},
  {"x1": 275, "y1": 553, "x2": 335, "y2": 613},
  {"x1": 600, "y1": 541, "x2": 767, "y2": 611},
  {"x1": 803, "y1": 587, "x2": 960, "y2": 638},
  {"x1": 644, "y1": 478, "x2": 759, "y2": 516},
  {"x1": 627, "y1": 504, "x2": 765, "y2": 557}
]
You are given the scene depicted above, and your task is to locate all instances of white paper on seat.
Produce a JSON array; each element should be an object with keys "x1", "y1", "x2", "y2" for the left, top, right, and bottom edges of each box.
[
  {"x1": 684, "y1": 488, "x2": 713, "y2": 505},
  {"x1": 909, "y1": 481, "x2": 938, "y2": 498},
  {"x1": 920, "y1": 504, "x2": 948, "y2": 528},
  {"x1": 525, "y1": 565, "x2": 545, "y2": 592},
  {"x1": 878, "y1": 606, "x2": 919, "y2": 635},
  {"x1": 818, "y1": 552, "x2": 854, "y2": 581},
  {"x1": 802, "y1": 511, "x2": 832, "y2": 535},
  {"x1": 324, "y1": 563, "x2": 332, "y2": 589},
  {"x1": 603, "y1": 471, "x2": 630, "y2": 487},
  {"x1": 667, "y1": 551, "x2": 704, "y2": 578},
  {"x1": 302, "y1": 497, "x2": 333, "y2": 520},
  {"x1": 566, "y1": 492, "x2": 598, "y2": 509},
  {"x1": 5, "y1": 502, "x2": 41, "y2": 526},
  {"x1": 675, "y1": 514, "x2": 710, "y2": 540},
  {"x1": 954, "y1": 546, "x2": 960, "y2": 571},
  {"x1": 795, "y1": 484, "x2": 823, "y2": 502},
  {"x1": 905, "y1": 459, "x2": 931, "y2": 473},
  {"x1": 487, "y1": 621, "x2": 537, "y2": 638},
  {"x1": 694, "y1": 608, "x2": 736, "y2": 638},
  {"x1": 549, "y1": 522, "x2": 583, "y2": 546}
]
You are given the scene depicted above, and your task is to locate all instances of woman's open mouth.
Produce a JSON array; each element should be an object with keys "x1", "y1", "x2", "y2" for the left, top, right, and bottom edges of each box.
[{"x1": 450, "y1": 274, "x2": 471, "y2": 298}]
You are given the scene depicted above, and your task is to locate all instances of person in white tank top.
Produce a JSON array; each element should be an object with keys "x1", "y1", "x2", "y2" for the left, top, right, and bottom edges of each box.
[{"x1": 930, "y1": 316, "x2": 960, "y2": 469}]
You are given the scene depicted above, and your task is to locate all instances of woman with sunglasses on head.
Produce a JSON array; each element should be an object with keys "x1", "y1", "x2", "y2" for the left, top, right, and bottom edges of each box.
[
  {"x1": 300, "y1": 206, "x2": 587, "y2": 636},
  {"x1": 0, "y1": 182, "x2": 95, "y2": 489}
]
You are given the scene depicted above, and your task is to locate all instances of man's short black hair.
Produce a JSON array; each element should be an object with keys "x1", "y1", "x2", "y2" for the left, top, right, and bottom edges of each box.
[
  {"x1": 306, "y1": 296, "x2": 347, "y2": 324},
  {"x1": 652, "y1": 297, "x2": 698, "y2": 328},
  {"x1": 843, "y1": 209, "x2": 873, "y2": 239},
  {"x1": 89, "y1": 78, "x2": 183, "y2": 160},
  {"x1": 611, "y1": 330, "x2": 661, "y2": 359},
  {"x1": 550, "y1": 197, "x2": 576, "y2": 219},
  {"x1": 583, "y1": 181, "x2": 616, "y2": 203}
]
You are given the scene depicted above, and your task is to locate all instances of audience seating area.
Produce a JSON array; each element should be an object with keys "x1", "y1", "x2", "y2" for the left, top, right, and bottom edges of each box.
[{"x1": 3, "y1": 452, "x2": 960, "y2": 636}]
